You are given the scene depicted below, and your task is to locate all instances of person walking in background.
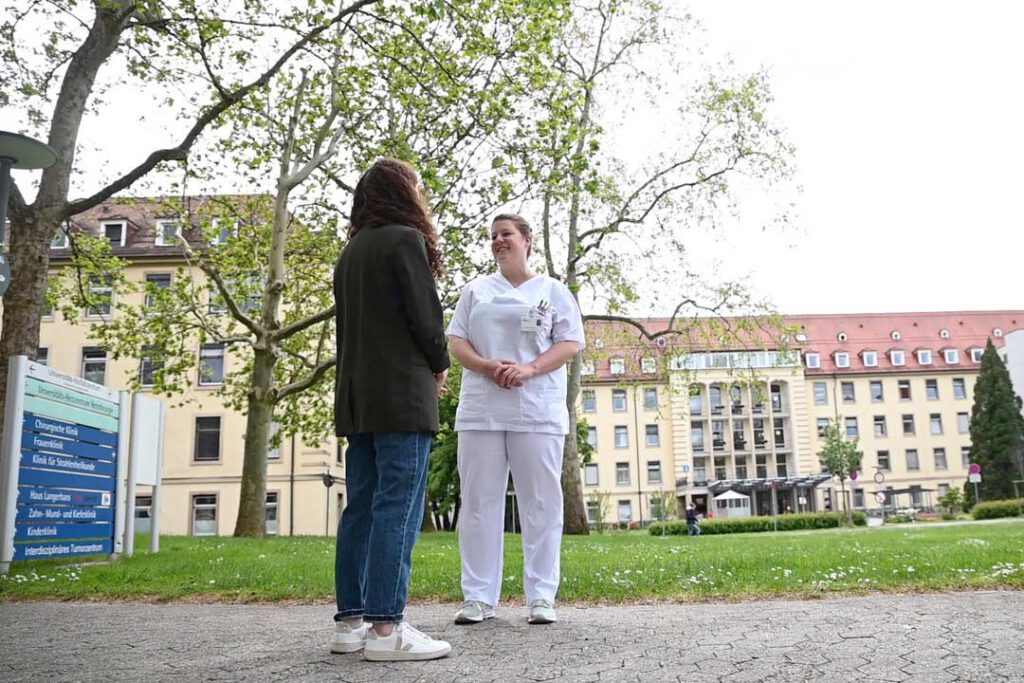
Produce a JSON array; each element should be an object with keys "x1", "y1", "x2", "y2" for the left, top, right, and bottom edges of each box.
[
  {"x1": 686, "y1": 503, "x2": 701, "y2": 536},
  {"x1": 447, "y1": 214, "x2": 585, "y2": 626},
  {"x1": 330, "y1": 158, "x2": 452, "y2": 662}
]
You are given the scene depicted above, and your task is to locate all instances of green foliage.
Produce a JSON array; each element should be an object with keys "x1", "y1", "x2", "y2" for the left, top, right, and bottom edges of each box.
[
  {"x1": 817, "y1": 419, "x2": 863, "y2": 521},
  {"x1": 649, "y1": 512, "x2": 866, "y2": 536},
  {"x1": 576, "y1": 417, "x2": 595, "y2": 464},
  {"x1": 971, "y1": 498, "x2": 1024, "y2": 520},
  {"x1": 966, "y1": 340, "x2": 1024, "y2": 502},
  {"x1": 938, "y1": 488, "x2": 964, "y2": 516},
  {"x1": 427, "y1": 364, "x2": 463, "y2": 524}
]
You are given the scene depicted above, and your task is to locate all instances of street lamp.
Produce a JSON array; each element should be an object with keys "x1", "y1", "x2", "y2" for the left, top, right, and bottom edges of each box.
[{"x1": 0, "y1": 131, "x2": 58, "y2": 297}]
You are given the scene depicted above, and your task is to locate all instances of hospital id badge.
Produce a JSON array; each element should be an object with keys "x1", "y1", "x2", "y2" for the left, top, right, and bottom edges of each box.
[{"x1": 521, "y1": 315, "x2": 544, "y2": 333}]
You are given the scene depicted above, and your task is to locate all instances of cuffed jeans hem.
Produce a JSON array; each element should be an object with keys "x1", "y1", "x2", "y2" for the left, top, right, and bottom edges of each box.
[
  {"x1": 363, "y1": 612, "x2": 403, "y2": 623},
  {"x1": 335, "y1": 609, "x2": 365, "y2": 621}
]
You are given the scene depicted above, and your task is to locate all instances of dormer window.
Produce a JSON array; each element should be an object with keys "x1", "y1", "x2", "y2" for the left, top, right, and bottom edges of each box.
[
  {"x1": 805, "y1": 352, "x2": 820, "y2": 369},
  {"x1": 102, "y1": 220, "x2": 127, "y2": 247},
  {"x1": 917, "y1": 349, "x2": 933, "y2": 365},
  {"x1": 834, "y1": 352, "x2": 850, "y2": 368},
  {"x1": 640, "y1": 357, "x2": 656, "y2": 374},
  {"x1": 944, "y1": 349, "x2": 959, "y2": 364},
  {"x1": 890, "y1": 350, "x2": 906, "y2": 366},
  {"x1": 155, "y1": 220, "x2": 182, "y2": 246},
  {"x1": 581, "y1": 359, "x2": 595, "y2": 375},
  {"x1": 862, "y1": 350, "x2": 878, "y2": 367},
  {"x1": 609, "y1": 357, "x2": 625, "y2": 375},
  {"x1": 51, "y1": 230, "x2": 69, "y2": 249},
  {"x1": 969, "y1": 347, "x2": 983, "y2": 363}
]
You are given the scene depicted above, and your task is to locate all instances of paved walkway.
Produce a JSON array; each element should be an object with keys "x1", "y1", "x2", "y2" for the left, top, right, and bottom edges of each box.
[{"x1": 2, "y1": 592, "x2": 1022, "y2": 682}]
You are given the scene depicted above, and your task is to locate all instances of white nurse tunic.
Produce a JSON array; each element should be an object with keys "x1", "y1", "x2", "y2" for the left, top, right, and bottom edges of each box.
[{"x1": 447, "y1": 273, "x2": 586, "y2": 435}]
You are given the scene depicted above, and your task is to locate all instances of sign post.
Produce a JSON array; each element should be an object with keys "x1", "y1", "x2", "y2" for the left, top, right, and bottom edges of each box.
[
  {"x1": 0, "y1": 357, "x2": 124, "y2": 572},
  {"x1": 968, "y1": 463, "x2": 982, "y2": 505}
]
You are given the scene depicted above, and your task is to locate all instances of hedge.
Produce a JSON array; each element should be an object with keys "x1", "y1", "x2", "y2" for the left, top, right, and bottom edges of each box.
[
  {"x1": 970, "y1": 498, "x2": 1024, "y2": 520},
  {"x1": 648, "y1": 511, "x2": 866, "y2": 536}
]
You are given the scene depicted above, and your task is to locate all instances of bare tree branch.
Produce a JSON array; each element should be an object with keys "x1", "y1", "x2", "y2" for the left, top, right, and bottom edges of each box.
[
  {"x1": 272, "y1": 305, "x2": 335, "y2": 342},
  {"x1": 276, "y1": 356, "x2": 335, "y2": 400}
]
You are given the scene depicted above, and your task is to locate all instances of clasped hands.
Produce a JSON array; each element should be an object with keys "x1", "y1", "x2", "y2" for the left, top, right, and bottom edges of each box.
[{"x1": 485, "y1": 358, "x2": 537, "y2": 389}]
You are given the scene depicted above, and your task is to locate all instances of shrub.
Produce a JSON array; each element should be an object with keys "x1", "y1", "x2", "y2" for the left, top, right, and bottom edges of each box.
[
  {"x1": 647, "y1": 511, "x2": 866, "y2": 536},
  {"x1": 886, "y1": 514, "x2": 915, "y2": 524},
  {"x1": 970, "y1": 498, "x2": 1024, "y2": 520}
]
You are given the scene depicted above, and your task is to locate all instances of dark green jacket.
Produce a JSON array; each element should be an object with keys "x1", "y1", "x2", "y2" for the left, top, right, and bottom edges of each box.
[{"x1": 333, "y1": 224, "x2": 450, "y2": 435}]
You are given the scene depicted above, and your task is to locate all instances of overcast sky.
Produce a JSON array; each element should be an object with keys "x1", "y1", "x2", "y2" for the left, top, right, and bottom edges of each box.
[{"x1": 679, "y1": 0, "x2": 1023, "y2": 315}]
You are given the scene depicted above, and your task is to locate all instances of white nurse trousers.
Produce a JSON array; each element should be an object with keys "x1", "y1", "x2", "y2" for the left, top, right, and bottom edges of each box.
[{"x1": 457, "y1": 430, "x2": 565, "y2": 607}]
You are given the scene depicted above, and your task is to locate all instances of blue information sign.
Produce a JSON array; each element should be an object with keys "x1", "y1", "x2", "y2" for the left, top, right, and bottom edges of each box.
[
  {"x1": 15, "y1": 521, "x2": 114, "y2": 541},
  {"x1": 22, "y1": 413, "x2": 117, "y2": 448},
  {"x1": 20, "y1": 450, "x2": 116, "y2": 477},
  {"x1": 21, "y1": 505, "x2": 114, "y2": 523},
  {"x1": 17, "y1": 486, "x2": 108, "y2": 507},
  {"x1": 21, "y1": 430, "x2": 115, "y2": 462},
  {"x1": 17, "y1": 467, "x2": 113, "y2": 493},
  {"x1": 13, "y1": 539, "x2": 112, "y2": 561}
]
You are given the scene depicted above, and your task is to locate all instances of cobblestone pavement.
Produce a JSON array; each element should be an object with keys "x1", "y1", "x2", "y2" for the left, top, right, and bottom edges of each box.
[{"x1": 1, "y1": 591, "x2": 1022, "y2": 682}]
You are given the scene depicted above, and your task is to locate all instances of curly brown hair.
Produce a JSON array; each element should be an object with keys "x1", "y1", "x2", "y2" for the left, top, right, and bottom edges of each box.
[{"x1": 348, "y1": 158, "x2": 444, "y2": 278}]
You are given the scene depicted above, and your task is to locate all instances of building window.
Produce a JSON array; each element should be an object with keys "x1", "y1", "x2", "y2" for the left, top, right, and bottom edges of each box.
[
  {"x1": 841, "y1": 381, "x2": 855, "y2": 403},
  {"x1": 211, "y1": 218, "x2": 235, "y2": 245},
  {"x1": 191, "y1": 494, "x2": 217, "y2": 536},
  {"x1": 929, "y1": 413, "x2": 943, "y2": 435},
  {"x1": 925, "y1": 379, "x2": 939, "y2": 400},
  {"x1": 813, "y1": 381, "x2": 828, "y2": 406},
  {"x1": 640, "y1": 357, "x2": 656, "y2": 374},
  {"x1": 582, "y1": 389, "x2": 596, "y2": 413},
  {"x1": 194, "y1": 416, "x2": 222, "y2": 462},
  {"x1": 581, "y1": 359, "x2": 595, "y2": 375},
  {"x1": 870, "y1": 380, "x2": 884, "y2": 402},
  {"x1": 612, "y1": 389, "x2": 627, "y2": 412},
  {"x1": 902, "y1": 414, "x2": 915, "y2": 435},
  {"x1": 584, "y1": 463, "x2": 599, "y2": 486},
  {"x1": 709, "y1": 386, "x2": 724, "y2": 413},
  {"x1": 647, "y1": 460, "x2": 662, "y2": 484},
  {"x1": 805, "y1": 352, "x2": 820, "y2": 369},
  {"x1": 891, "y1": 350, "x2": 906, "y2": 366},
  {"x1": 609, "y1": 357, "x2": 625, "y2": 375},
  {"x1": 835, "y1": 352, "x2": 850, "y2": 368},
  {"x1": 266, "y1": 492, "x2": 279, "y2": 535},
  {"x1": 645, "y1": 424, "x2": 660, "y2": 447},
  {"x1": 969, "y1": 348, "x2": 983, "y2": 363},
  {"x1": 81, "y1": 347, "x2": 107, "y2": 385},
  {"x1": 85, "y1": 276, "x2": 113, "y2": 317},
  {"x1": 587, "y1": 426, "x2": 598, "y2": 448},
  {"x1": 102, "y1": 221, "x2": 127, "y2": 247},
  {"x1": 690, "y1": 422, "x2": 705, "y2": 451},
  {"x1": 853, "y1": 489, "x2": 865, "y2": 508},
  {"x1": 155, "y1": 220, "x2": 181, "y2": 246},
  {"x1": 689, "y1": 386, "x2": 703, "y2": 414},
  {"x1": 877, "y1": 450, "x2": 891, "y2": 471},
  {"x1": 617, "y1": 500, "x2": 632, "y2": 523},
  {"x1": 944, "y1": 349, "x2": 959, "y2": 365},
  {"x1": 863, "y1": 350, "x2": 878, "y2": 367},
  {"x1": 933, "y1": 448, "x2": 947, "y2": 471},
  {"x1": 643, "y1": 387, "x2": 658, "y2": 410},
  {"x1": 816, "y1": 417, "x2": 829, "y2": 438},
  {"x1": 586, "y1": 500, "x2": 600, "y2": 523},
  {"x1": 906, "y1": 449, "x2": 920, "y2": 471},
  {"x1": 953, "y1": 378, "x2": 967, "y2": 399},
  {"x1": 614, "y1": 426, "x2": 628, "y2": 449},
  {"x1": 873, "y1": 415, "x2": 887, "y2": 437},
  {"x1": 844, "y1": 417, "x2": 858, "y2": 438},
  {"x1": 771, "y1": 382, "x2": 783, "y2": 414},
  {"x1": 144, "y1": 273, "x2": 172, "y2": 308},
  {"x1": 267, "y1": 422, "x2": 282, "y2": 460},
  {"x1": 898, "y1": 379, "x2": 911, "y2": 400},
  {"x1": 139, "y1": 347, "x2": 162, "y2": 387},
  {"x1": 961, "y1": 446, "x2": 970, "y2": 467},
  {"x1": 615, "y1": 462, "x2": 630, "y2": 485},
  {"x1": 773, "y1": 418, "x2": 786, "y2": 447},
  {"x1": 917, "y1": 349, "x2": 933, "y2": 365},
  {"x1": 51, "y1": 229, "x2": 69, "y2": 249},
  {"x1": 199, "y1": 343, "x2": 225, "y2": 385},
  {"x1": 957, "y1": 411, "x2": 969, "y2": 434},
  {"x1": 36, "y1": 348, "x2": 49, "y2": 366}
]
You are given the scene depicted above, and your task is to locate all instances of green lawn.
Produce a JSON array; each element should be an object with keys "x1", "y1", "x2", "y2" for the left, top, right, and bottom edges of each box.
[{"x1": 2, "y1": 521, "x2": 1023, "y2": 603}]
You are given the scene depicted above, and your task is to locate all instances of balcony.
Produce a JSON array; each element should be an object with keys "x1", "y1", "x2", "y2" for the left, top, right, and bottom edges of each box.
[
  {"x1": 691, "y1": 441, "x2": 705, "y2": 452},
  {"x1": 712, "y1": 438, "x2": 726, "y2": 451},
  {"x1": 734, "y1": 439, "x2": 748, "y2": 451},
  {"x1": 730, "y1": 403, "x2": 745, "y2": 416},
  {"x1": 752, "y1": 404, "x2": 765, "y2": 415},
  {"x1": 710, "y1": 405, "x2": 725, "y2": 416}
]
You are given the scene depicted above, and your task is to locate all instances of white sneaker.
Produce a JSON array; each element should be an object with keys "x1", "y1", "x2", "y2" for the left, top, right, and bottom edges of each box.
[
  {"x1": 330, "y1": 620, "x2": 371, "y2": 653},
  {"x1": 527, "y1": 600, "x2": 557, "y2": 624},
  {"x1": 363, "y1": 622, "x2": 452, "y2": 661},
  {"x1": 454, "y1": 600, "x2": 495, "y2": 624}
]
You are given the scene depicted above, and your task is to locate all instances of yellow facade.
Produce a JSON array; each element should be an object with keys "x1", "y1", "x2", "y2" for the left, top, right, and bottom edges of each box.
[{"x1": 35, "y1": 257, "x2": 344, "y2": 537}]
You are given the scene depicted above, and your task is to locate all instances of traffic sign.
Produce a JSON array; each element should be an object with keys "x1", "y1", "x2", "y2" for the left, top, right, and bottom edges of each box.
[
  {"x1": 968, "y1": 463, "x2": 981, "y2": 475},
  {"x1": 968, "y1": 473, "x2": 982, "y2": 483},
  {"x1": 875, "y1": 492, "x2": 887, "y2": 504},
  {"x1": 850, "y1": 470, "x2": 858, "y2": 481},
  {"x1": 874, "y1": 471, "x2": 885, "y2": 484}
]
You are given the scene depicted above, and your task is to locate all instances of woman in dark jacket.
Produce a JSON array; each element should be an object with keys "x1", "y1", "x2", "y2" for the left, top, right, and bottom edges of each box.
[{"x1": 330, "y1": 158, "x2": 451, "y2": 662}]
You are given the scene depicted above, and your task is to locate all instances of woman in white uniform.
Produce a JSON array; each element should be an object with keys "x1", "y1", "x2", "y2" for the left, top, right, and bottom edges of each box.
[{"x1": 447, "y1": 214, "x2": 585, "y2": 625}]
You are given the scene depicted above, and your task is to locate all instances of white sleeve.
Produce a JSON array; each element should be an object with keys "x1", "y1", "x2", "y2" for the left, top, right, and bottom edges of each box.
[
  {"x1": 549, "y1": 280, "x2": 586, "y2": 350},
  {"x1": 446, "y1": 281, "x2": 474, "y2": 339}
]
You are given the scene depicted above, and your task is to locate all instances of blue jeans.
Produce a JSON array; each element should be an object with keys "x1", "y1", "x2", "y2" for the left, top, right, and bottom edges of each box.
[{"x1": 334, "y1": 432, "x2": 432, "y2": 624}]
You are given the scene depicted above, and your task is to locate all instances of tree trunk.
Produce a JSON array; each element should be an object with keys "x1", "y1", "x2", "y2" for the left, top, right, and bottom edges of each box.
[
  {"x1": 233, "y1": 346, "x2": 275, "y2": 536},
  {"x1": 561, "y1": 354, "x2": 589, "y2": 535},
  {"x1": 0, "y1": 209, "x2": 59, "y2": 433}
]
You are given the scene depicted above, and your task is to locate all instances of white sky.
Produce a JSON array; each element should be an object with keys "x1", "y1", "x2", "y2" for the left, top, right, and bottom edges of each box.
[
  {"x1": 678, "y1": 0, "x2": 1024, "y2": 315},
  {"x1": 3, "y1": 0, "x2": 1022, "y2": 316}
]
